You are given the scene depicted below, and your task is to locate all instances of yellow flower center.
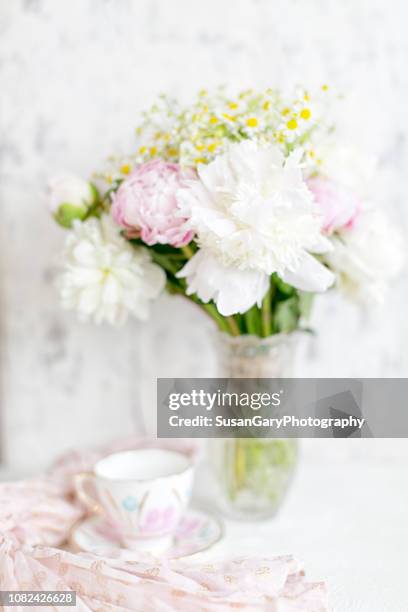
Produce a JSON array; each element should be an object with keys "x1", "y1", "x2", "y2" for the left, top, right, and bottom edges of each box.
[
  {"x1": 120, "y1": 164, "x2": 131, "y2": 175},
  {"x1": 300, "y1": 108, "x2": 311, "y2": 120},
  {"x1": 246, "y1": 117, "x2": 258, "y2": 128},
  {"x1": 101, "y1": 267, "x2": 112, "y2": 281},
  {"x1": 286, "y1": 118, "x2": 298, "y2": 130},
  {"x1": 239, "y1": 89, "x2": 253, "y2": 99}
]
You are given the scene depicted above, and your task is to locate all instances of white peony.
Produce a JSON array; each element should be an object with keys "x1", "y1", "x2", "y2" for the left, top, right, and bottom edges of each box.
[
  {"x1": 176, "y1": 140, "x2": 334, "y2": 316},
  {"x1": 179, "y1": 250, "x2": 270, "y2": 315},
  {"x1": 325, "y1": 210, "x2": 404, "y2": 303},
  {"x1": 58, "y1": 215, "x2": 166, "y2": 325}
]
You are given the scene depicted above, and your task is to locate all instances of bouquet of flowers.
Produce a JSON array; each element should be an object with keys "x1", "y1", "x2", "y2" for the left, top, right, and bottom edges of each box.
[
  {"x1": 49, "y1": 86, "x2": 404, "y2": 520},
  {"x1": 49, "y1": 86, "x2": 403, "y2": 335}
]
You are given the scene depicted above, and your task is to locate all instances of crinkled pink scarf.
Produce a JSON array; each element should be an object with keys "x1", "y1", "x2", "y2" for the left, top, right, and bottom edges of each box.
[{"x1": 0, "y1": 438, "x2": 329, "y2": 611}]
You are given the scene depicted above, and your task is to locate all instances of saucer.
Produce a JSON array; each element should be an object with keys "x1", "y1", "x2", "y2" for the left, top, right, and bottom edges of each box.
[{"x1": 71, "y1": 508, "x2": 223, "y2": 559}]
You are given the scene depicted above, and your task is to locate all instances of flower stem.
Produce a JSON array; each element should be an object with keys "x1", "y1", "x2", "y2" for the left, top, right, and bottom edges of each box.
[
  {"x1": 261, "y1": 286, "x2": 273, "y2": 337},
  {"x1": 244, "y1": 306, "x2": 260, "y2": 336},
  {"x1": 226, "y1": 316, "x2": 240, "y2": 337},
  {"x1": 233, "y1": 439, "x2": 246, "y2": 497},
  {"x1": 181, "y1": 245, "x2": 194, "y2": 259},
  {"x1": 198, "y1": 302, "x2": 230, "y2": 334}
]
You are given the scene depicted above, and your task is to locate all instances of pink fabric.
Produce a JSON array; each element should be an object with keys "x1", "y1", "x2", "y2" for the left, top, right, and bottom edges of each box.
[
  {"x1": 0, "y1": 437, "x2": 330, "y2": 611},
  {"x1": 0, "y1": 480, "x2": 81, "y2": 547}
]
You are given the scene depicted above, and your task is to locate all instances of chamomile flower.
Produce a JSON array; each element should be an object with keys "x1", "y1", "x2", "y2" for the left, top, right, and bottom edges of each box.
[
  {"x1": 117, "y1": 87, "x2": 333, "y2": 172},
  {"x1": 241, "y1": 114, "x2": 265, "y2": 137}
]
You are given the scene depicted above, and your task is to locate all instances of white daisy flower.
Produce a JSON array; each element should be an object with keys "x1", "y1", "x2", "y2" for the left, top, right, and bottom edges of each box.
[
  {"x1": 58, "y1": 215, "x2": 166, "y2": 325},
  {"x1": 240, "y1": 114, "x2": 266, "y2": 138},
  {"x1": 278, "y1": 105, "x2": 316, "y2": 144}
]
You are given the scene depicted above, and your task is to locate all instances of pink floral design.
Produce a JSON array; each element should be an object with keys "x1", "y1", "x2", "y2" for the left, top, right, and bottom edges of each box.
[
  {"x1": 176, "y1": 517, "x2": 200, "y2": 537},
  {"x1": 111, "y1": 160, "x2": 195, "y2": 247},
  {"x1": 140, "y1": 505, "x2": 177, "y2": 535}
]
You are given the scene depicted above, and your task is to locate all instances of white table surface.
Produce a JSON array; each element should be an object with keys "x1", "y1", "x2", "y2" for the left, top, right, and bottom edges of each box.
[{"x1": 195, "y1": 460, "x2": 408, "y2": 612}]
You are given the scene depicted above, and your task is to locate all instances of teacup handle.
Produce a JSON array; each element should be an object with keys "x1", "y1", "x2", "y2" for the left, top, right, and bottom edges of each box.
[{"x1": 74, "y1": 472, "x2": 102, "y2": 513}]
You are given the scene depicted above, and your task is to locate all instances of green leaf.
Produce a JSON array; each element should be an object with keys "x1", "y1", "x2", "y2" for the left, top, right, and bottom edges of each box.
[
  {"x1": 272, "y1": 273, "x2": 296, "y2": 297},
  {"x1": 244, "y1": 305, "x2": 262, "y2": 336},
  {"x1": 102, "y1": 180, "x2": 123, "y2": 204},
  {"x1": 89, "y1": 182, "x2": 100, "y2": 205},
  {"x1": 274, "y1": 296, "x2": 300, "y2": 333}
]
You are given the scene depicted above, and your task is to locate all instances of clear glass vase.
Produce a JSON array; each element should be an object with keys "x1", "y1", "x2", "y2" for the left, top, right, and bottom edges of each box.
[{"x1": 209, "y1": 332, "x2": 299, "y2": 520}]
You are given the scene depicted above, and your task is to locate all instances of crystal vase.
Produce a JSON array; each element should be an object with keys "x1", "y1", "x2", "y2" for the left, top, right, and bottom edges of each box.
[{"x1": 209, "y1": 332, "x2": 299, "y2": 520}]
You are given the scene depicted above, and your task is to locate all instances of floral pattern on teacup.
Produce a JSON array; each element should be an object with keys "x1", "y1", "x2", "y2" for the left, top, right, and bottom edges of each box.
[
  {"x1": 176, "y1": 517, "x2": 200, "y2": 537},
  {"x1": 140, "y1": 505, "x2": 177, "y2": 534},
  {"x1": 122, "y1": 496, "x2": 138, "y2": 512}
]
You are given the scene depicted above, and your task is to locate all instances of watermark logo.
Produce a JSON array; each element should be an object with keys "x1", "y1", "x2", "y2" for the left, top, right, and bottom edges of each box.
[{"x1": 157, "y1": 378, "x2": 404, "y2": 438}]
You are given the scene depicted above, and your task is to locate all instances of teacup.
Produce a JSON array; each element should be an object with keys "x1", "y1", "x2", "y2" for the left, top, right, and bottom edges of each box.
[{"x1": 74, "y1": 448, "x2": 194, "y2": 552}]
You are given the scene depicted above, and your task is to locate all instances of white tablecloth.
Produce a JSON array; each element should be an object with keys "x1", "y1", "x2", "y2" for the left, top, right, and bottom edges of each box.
[{"x1": 196, "y1": 460, "x2": 408, "y2": 612}]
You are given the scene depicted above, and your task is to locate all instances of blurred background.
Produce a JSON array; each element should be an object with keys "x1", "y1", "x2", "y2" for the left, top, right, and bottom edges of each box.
[{"x1": 0, "y1": 0, "x2": 407, "y2": 473}]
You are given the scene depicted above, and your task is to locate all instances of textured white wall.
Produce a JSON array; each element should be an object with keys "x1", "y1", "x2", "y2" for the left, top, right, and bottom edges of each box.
[{"x1": 1, "y1": 0, "x2": 407, "y2": 472}]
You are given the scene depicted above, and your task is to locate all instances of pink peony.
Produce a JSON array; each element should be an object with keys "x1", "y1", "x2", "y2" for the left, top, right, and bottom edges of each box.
[
  {"x1": 307, "y1": 176, "x2": 360, "y2": 234},
  {"x1": 111, "y1": 160, "x2": 195, "y2": 247}
]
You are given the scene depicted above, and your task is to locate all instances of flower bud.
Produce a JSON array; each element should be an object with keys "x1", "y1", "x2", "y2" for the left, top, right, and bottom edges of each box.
[{"x1": 48, "y1": 175, "x2": 98, "y2": 228}]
